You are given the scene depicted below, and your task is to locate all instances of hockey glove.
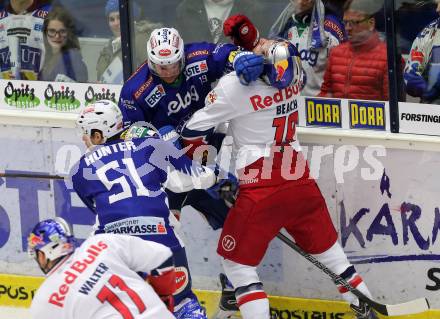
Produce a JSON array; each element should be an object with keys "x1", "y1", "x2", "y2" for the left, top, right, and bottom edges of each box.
[
  {"x1": 206, "y1": 165, "x2": 238, "y2": 207},
  {"x1": 223, "y1": 14, "x2": 260, "y2": 51},
  {"x1": 159, "y1": 125, "x2": 182, "y2": 149},
  {"x1": 404, "y1": 71, "x2": 427, "y2": 97},
  {"x1": 148, "y1": 267, "x2": 176, "y2": 312},
  {"x1": 233, "y1": 51, "x2": 264, "y2": 85},
  {"x1": 160, "y1": 294, "x2": 175, "y2": 312},
  {"x1": 122, "y1": 124, "x2": 158, "y2": 140}
]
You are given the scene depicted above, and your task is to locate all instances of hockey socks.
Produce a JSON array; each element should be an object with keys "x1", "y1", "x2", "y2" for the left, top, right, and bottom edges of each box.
[
  {"x1": 221, "y1": 259, "x2": 270, "y2": 319},
  {"x1": 337, "y1": 265, "x2": 373, "y2": 305},
  {"x1": 235, "y1": 283, "x2": 269, "y2": 319},
  {"x1": 312, "y1": 241, "x2": 373, "y2": 305}
]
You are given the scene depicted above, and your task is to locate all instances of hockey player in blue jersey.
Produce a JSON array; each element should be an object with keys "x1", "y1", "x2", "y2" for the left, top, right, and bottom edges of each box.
[
  {"x1": 72, "y1": 100, "x2": 236, "y2": 319},
  {"x1": 118, "y1": 27, "x2": 263, "y2": 232},
  {"x1": 118, "y1": 27, "x2": 264, "y2": 317}
]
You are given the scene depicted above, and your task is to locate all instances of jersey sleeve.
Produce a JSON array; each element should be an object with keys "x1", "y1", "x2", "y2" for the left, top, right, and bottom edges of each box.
[
  {"x1": 30, "y1": 293, "x2": 55, "y2": 319},
  {"x1": 71, "y1": 159, "x2": 96, "y2": 213},
  {"x1": 324, "y1": 14, "x2": 347, "y2": 48},
  {"x1": 114, "y1": 235, "x2": 174, "y2": 273},
  {"x1": 207, "y1": 43, "x2": 240, "y2": 79},
  {"x1": 147, "y1": 137, "x2": 216, "y2": 191},
  {"x1": 182, "y1": 73, "x2": 248, "y2": 139},
  {"x1": 118, "y1": 76, "x2": 153, "y2": 127}
]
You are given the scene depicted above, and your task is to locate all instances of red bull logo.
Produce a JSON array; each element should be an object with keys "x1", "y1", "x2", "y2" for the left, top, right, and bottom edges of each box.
[
  {"x1": 275, "y1": 59, "x2": 288, "y2": 82},
  {"x1": 28, "y1": 233, "x2": 44, "y2": 248}
]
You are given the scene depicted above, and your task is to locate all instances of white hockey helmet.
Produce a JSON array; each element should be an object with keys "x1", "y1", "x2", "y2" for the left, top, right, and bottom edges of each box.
[
  {"x1": 76, "y1": 100, "x2": 124, "y2": 140},
  {"x1": 147, "y1": 27, "x2": 185, "y2": 74}
]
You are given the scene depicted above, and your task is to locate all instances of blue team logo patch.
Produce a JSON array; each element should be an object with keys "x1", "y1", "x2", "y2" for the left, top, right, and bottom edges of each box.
[
  {"x1": 349, "y1": 101, "x2": 386, "y2": 130},
  {"x1": 184, "y1": 60, "x2": 208, "y2": 79},
  {"x1": 306, "y1": 98, "x2": 342, "y2": 127},
  {"x1": 145, "y1": 85, "x2": 166, "y2": 108}
]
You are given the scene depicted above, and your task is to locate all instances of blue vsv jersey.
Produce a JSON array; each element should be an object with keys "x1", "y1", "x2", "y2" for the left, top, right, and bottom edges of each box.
[
  {"x1": 71, "y1": 136, "x2": 205, "y2": 247},
  {"x1": 118, "y1": 42, "x2": 239, "y2": 130}
]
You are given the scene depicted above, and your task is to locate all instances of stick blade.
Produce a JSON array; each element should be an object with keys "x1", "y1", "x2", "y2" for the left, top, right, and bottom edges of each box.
[{"x1": 384, "y1": 298, "x2": 429, "y2": 316}]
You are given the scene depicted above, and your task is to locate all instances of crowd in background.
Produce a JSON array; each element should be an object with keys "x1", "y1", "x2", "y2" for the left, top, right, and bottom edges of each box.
[{"x1": 0, "y1": 0, "x2": 439, "y2": 104}]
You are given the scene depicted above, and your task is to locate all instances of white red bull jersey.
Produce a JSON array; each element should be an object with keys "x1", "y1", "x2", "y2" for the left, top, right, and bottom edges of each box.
[
  {"x1": 30, "y1": 234, "x2": 175, "y2": 319},
  {"x1": 183, "y1": 72, "x2": 301, "y2": 170}
]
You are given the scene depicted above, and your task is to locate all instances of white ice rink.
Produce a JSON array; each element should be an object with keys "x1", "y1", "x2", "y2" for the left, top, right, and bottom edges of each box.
[{"x1": 0, "y1": 307, "x2": 30, "y2": 319}]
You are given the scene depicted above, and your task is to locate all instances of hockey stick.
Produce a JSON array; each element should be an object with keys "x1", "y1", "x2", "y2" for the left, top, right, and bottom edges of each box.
[
  {"x1": 276, "y1": 232, "x2": 430, "y2": 316},
  {"x1": 0, "y1": 172, "x2": 64, "y2": 179}
]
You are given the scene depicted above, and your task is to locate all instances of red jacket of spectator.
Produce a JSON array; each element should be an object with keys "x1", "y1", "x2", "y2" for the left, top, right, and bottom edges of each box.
[{"x1": 319, "y1": 31, "x2": 389, "y2": 101}]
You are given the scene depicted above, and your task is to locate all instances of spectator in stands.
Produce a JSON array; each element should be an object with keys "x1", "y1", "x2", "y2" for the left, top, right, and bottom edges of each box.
[
  {"x1": 175, "y1": 0, "x2": 271, "y2": 44},
  {"x1": 40, "y1": 6, "x2": 88, "y2": 82},
  {"x1": 96, "y1": 0, "x2": 161, "y2": 84},
  {"x1": 270, "y1": 0, "x2": 348, "y2": 97},
  {"x1": 319, "y1": 0, "x2": 388, "y2": 100},
  {"x1": 0, "y1": 0, "x2": 51, "y2": 80},
  {"x1": 404, "y1": 0, "x2": 440, "y2": 104}
]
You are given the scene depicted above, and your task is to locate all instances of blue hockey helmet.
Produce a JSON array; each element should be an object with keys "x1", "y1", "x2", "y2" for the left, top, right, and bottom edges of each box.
[
  {"x1": 262, "y1": 41, "x2": 302, "y2": 90},
  {"x1": 27, "y1": 217, "x2": 75, "y2": 262}
]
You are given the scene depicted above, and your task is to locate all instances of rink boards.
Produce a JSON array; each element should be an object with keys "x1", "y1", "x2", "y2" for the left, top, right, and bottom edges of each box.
[
  {"x1": 0, "y1": 273, "x2": 438, "y2": 319},
  {"x1": 3, "y1": 96, "x2": 440, "y2": 312}
]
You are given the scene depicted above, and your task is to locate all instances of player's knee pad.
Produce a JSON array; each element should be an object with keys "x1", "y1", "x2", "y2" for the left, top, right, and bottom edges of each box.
[{"x1": 221, "y1": 258, "x2": 260, "y2": 288}]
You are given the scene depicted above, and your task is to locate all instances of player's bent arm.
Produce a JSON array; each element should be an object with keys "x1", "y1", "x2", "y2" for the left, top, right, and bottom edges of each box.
[
  {"x1": 181, "y1": 74, "x2": 246, "y2": 149},
  {"x1": 113, "y1": 235, "x2": 177, "y2": 311},
  {"x1": 147, "y1": 137, "x2": 217, "y2": 190},
  {"x1": 114, "y1": 234, "x2": 174, "y2": 272},
  {"x1": 30, "y1": 293, "x2": 56, "y2": 319},
  {"x1": 118, "y1": 85, "x2": 152, "y2": 126},
  {"x1": 147, "y1": 255, "x2": 176, "y2": 311},
  {"x1": 164, "y1": 165, "x2": 216, "y2": 192}
]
